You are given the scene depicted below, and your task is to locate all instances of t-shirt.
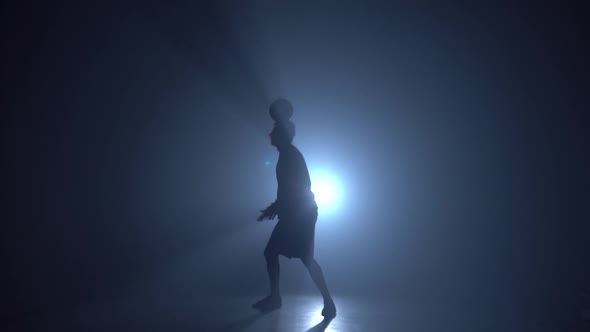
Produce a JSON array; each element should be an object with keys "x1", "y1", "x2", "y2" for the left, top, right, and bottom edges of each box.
[{"x1": 275, "y1": 144, "x2": 317, "y2": 210}]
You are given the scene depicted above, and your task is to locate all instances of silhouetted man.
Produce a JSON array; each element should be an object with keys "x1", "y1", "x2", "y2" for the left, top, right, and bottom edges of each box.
[{"x1": 253, "y1": 98, "x2": 336, "y2": 318}]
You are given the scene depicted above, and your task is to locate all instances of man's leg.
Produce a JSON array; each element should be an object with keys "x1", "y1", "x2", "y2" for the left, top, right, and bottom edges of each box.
[
  {"x1": 302, "y1": 256, "x2": 336, "y2": 317},
  {"x1": 253, "y1": 249, "x2": 282, "y2": 311},
  {"x1": 265, "y1": 249, "x2": 280, "y2": 298}
]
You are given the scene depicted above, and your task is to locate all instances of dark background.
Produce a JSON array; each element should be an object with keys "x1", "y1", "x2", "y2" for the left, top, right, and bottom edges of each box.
[{"x1": 2, "y1": 1, "x2": 589, "y2": 330}]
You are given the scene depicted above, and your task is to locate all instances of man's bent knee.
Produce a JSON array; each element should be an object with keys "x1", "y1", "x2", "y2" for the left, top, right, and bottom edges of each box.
[{"x1": 264, "y1": 248, "x2": 278, "y2": 261}]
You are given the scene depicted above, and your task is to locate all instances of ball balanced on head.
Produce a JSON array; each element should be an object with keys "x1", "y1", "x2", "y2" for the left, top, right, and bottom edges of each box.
[
  {"x1": 269, "y1": 98, "x2": 296, "y2": 139},
  {"x1": 269, "y1": 98, "x2": 294, "y2": 123}
]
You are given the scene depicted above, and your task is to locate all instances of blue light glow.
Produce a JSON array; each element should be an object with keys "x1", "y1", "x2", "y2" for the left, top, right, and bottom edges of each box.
[{"x1": 310, "y1": 169, "x2": 344, "y2": 215}]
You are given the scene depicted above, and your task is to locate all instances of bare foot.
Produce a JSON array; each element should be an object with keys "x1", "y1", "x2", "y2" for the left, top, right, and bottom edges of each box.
[{"x1": 321, "y1": 299, "x2": 336, "y2": 318}]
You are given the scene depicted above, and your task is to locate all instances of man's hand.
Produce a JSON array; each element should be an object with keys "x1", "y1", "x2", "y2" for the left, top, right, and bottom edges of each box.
[{"x1": 257, "y1": 204, "x2": 278, "y2": 222}]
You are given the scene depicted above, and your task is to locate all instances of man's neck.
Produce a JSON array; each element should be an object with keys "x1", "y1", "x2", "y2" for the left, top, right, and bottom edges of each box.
[{"x1": 277, "y1": 143, "x2": 293, "y2": 152}]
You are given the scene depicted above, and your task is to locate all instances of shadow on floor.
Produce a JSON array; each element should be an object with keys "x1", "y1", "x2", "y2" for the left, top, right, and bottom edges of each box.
[{"x1": 306, "y1": 317, "x2": 333, "y2": 332}]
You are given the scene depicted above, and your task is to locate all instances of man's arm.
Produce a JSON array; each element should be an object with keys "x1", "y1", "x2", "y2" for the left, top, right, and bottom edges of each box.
[{"x1": 257, "y1": 201, "x2": 279, "y2": 221}]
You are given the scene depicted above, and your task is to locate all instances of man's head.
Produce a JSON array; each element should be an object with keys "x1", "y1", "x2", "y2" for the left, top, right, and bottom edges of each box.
[
  {"x1": 268, "y1": 98, "x2": 295, "y2": 149},
  {"x1": 269, "y1": 121, "x2": 295, "y2": 148}
]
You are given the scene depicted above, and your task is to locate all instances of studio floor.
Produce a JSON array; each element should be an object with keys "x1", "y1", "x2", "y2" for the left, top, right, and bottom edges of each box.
[{"x1": 25, "y1": 293, "x2": 575, "y2": 332}]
